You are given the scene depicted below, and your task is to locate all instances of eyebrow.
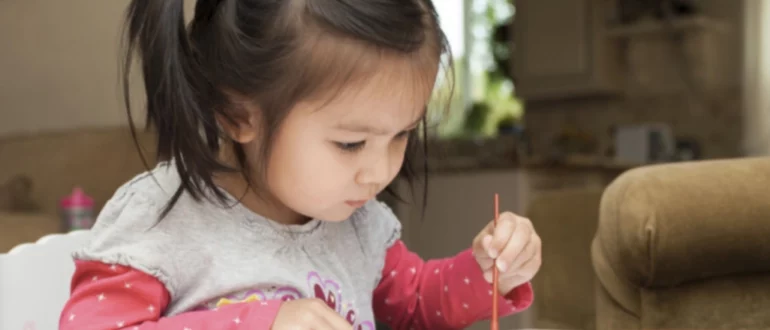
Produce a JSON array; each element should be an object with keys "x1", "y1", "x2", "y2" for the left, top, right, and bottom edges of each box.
[{"x1": 335, "y1": 110, "x2": 425, "y2": 135}]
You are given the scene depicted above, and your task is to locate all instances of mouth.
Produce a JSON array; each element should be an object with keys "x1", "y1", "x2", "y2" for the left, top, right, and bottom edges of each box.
[{"x1": 345, "y1": 199, "x2": 369, "y2": 208}]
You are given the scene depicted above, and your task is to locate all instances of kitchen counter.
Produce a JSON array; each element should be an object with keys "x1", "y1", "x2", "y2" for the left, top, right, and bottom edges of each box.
[
  {"x1": 423, "y1": 137, "x2": 644, "y2": 174},
  {"x1": 423, "y1": 136, "x2": 521, "y2": 173}
]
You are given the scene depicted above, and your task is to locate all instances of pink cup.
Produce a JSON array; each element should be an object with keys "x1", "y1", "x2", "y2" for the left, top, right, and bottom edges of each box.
[{"x1": 60, "y1": 187, "x2": 94, "y2": 231}]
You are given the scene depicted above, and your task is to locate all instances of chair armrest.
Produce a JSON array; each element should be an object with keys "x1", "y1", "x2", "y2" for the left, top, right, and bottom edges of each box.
[{"x1": 592, "y1": 157, "x2": 770, "y2": 312}]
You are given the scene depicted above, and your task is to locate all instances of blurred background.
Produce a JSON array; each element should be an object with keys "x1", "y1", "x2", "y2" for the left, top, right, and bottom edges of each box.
[{"x1": 2, "y1": 1, "x2": 768, "y2": 329}]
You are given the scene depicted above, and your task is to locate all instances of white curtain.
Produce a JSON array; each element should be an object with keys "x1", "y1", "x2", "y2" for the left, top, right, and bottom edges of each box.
[{"x1": 743, "y1": 0, "x2": 770, "y2": 155}]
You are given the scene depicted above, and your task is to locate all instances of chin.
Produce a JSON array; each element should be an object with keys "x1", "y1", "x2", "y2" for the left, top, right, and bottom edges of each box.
[{"x1": 314, "y1": 207, "x2": 358, "y2": 223}]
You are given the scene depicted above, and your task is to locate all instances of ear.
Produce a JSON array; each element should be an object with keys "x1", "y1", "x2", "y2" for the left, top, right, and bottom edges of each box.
[
  {"x1": 221, "y1": 113, "x2": 260, "y2": 144},
  {"x1": 218, "y1": 93, "x2": 262, "y2": 144}
]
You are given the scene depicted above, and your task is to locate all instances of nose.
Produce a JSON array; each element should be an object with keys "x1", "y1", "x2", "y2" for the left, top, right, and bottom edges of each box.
[{"x1": 356, "y1": 152, "x2": 391, "y2": 188}]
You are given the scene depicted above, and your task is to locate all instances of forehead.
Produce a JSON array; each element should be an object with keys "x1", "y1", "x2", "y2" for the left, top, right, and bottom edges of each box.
[{"x1": 301, "y1": 56, "x2": 436, "y2": 131}]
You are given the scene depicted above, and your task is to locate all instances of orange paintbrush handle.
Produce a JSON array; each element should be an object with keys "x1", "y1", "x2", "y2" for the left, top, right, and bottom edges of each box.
[{"x1": 491, "y1": 193, "x2": 499, "y2": 330}]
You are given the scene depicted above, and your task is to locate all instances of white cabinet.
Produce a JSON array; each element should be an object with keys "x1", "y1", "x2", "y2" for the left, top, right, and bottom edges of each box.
[
  {"x1": 512, "y1": 0, "x2": 622, "y2": 100},
  {"x1": 606, "y1": 16, "x2": 729, "y2": 96}
]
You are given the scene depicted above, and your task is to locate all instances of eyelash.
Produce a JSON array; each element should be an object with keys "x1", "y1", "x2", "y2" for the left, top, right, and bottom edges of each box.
[
  {"x1": 395, "y1": 130, "x2": 412, "y2": 139},
  {"x1": 335, "y1": 141, "x2": 366, "y2": 152},
  {"x1": 334, "y1": 130, "x2": 413, "y2": 153}
]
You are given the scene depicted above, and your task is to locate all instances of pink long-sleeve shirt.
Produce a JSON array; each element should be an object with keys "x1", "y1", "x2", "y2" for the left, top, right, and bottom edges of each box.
[{"x1": 61, "y1": 241, "x2": 532, "y2": 329}]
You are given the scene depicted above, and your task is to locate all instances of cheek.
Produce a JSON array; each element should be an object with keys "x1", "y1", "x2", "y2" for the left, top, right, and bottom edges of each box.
[
  {"x1": 265, "y1": 124, "x2": 312, "y2": 186},
  {"x1": 268, "y1": 124, "x2": 351, "y2": 192},
  {"x1": 388, "y1": 140, "x2": 408, "y2": 178},
  {"x1": 272, "y1": 130, "x2": 320, "y2": 176}
]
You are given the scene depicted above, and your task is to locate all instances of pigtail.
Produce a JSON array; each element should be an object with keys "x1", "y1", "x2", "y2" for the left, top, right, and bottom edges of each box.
[{"x1": 122, "y1": 0, "x2": 230, "y2": 217}]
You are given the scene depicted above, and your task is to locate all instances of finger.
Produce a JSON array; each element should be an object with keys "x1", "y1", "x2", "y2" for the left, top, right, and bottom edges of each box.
[
  {"x1": 496, "y1": 217, "x2": 532, "y2": 272},
  {"x1": 483, "y1": 269, "x2": 493, "y2": 283},
  {"x1": 488, "y1": 212, "x2": 519, "y2": 258},
  {"x1": 303, "y1": 302, "x2": 334, "y2": 330},
  {"x1": 306, "y1": 299, "x2": 348, "y2": 330},
  {"x1": 328, "y1": 315, "x2": 353, "y2": 330},
  {"x1": 474, "y1": 235, "x2": 496, "y2": 270},
  {"x1": 310, "y1": 318, "x2": 335, "y2": 330},
  {"x1": 499, "y1": 254, "x2": 542, "y2": 291},
  {"x1": 472, "y1": 220, "x2": 496, "y2": 254},
  {"x1": 310, "y1": 312, "x2": 349, "y2": 330},
  {"x1": 508, "y1": 232, "x2": 540, "y2": 273},
  {"x1": 514, "y1": 246, "x2": 542, "y2": 280},
  {"x1": 317, "y1": 304, "x2": 353, "y2": 330}
]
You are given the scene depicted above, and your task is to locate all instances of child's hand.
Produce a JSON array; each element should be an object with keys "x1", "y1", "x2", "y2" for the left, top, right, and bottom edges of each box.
[
  {"x1": 472, "y1": 212, "x2": 542, "y2": 295},
  {"x1": 272, "y1": 299, "x2": 353, "y2": 330}
]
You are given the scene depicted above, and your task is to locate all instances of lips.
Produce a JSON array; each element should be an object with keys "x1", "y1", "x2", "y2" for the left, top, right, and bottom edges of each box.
[{"x1": 345, "y1": 199, "x2": 369, "y2": 208}]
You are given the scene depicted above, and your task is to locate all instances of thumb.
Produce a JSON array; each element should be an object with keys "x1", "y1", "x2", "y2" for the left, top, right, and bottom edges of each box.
[{"x1": 473, "y1": 233, "x2": 495, "y2": 271}]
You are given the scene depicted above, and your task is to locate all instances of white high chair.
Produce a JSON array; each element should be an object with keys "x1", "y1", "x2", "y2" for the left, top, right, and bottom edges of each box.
[{"x1": 0, "y1": 230, "x2": 92, "y2": 330}]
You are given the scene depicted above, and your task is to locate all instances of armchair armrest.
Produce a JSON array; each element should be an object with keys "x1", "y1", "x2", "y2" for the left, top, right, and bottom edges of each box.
[{"x1": 592, "y1": 157, "x2": 770, "y2": 314}]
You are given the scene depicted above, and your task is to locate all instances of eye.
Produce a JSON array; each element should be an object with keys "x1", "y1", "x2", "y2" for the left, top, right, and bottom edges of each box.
[
  {"x1": 334, "y1": 141, "x2": 366, "y2": 152},
  {"x1": 395, "y1": 128, "x2": 415, "y2": 140}
]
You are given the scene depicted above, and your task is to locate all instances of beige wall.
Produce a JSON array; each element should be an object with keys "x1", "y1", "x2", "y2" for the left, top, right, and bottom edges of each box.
[{"x1": 0, "y1": 1, "x2": 195, "y2": 137}]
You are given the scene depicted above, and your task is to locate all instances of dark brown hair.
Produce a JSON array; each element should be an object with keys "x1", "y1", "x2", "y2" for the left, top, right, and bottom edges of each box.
[{"x1": 122, "y1": 0, "x2": 451, "y2": 215}]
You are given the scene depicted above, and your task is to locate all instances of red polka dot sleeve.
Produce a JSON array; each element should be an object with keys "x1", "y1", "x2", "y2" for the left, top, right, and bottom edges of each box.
[
  {"x1": 373, "y1": 240, "x2": 534, "y2": 330},
  {"x1": 59, "y1": 260, "x2": 282, "y2": 330}
]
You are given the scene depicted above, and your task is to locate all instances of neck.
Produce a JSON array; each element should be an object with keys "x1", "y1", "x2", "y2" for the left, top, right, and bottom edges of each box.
[{"x1": 214, "y1": 145, "x2": 310, "y2": 226}]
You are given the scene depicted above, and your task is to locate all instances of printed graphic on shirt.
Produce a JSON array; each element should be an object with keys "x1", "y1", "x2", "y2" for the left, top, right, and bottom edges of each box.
[
  {"x1": 193, "y1": 286, "x2": 302, "y2": 311},
  {"x1": 194, "y1": 271, "x2": 375, "y2": 329},
  {"x1": 216, "y1": 287, "x2": 303, "y2": 309},
  {"x1": 307, "y1": 271, "x2": 375, "y2": 330}
]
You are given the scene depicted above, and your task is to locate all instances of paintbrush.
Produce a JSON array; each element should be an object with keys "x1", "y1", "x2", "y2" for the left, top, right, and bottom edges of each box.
[{"x1": 491, "y1": 193, "x2": 499, "y2": 330}]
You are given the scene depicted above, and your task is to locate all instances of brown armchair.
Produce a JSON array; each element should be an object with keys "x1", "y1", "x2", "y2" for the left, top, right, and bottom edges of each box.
[{"x1": 592, "y1": 157, "x2": 770, "y2": 329}]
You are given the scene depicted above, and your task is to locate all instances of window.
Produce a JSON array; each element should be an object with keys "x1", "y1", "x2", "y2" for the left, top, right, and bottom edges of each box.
[{"x1": 432, "y1": 0, "x2": 523, "y2": 139}]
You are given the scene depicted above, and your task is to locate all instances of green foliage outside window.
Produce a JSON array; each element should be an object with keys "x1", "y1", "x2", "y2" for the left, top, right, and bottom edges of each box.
[{"x1": 431, "y1": 0, "x2": 523, "y2": 139}]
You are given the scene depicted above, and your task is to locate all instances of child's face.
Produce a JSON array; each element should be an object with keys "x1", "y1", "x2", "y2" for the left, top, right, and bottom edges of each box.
[{"x1": 266, "y1": 61, "x2": 434, "y2": 222}]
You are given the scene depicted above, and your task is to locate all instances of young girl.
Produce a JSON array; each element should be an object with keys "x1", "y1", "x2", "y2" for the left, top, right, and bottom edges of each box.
[{"x1": 60, "y1": 0, "x2": 541, "y2": 329}]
